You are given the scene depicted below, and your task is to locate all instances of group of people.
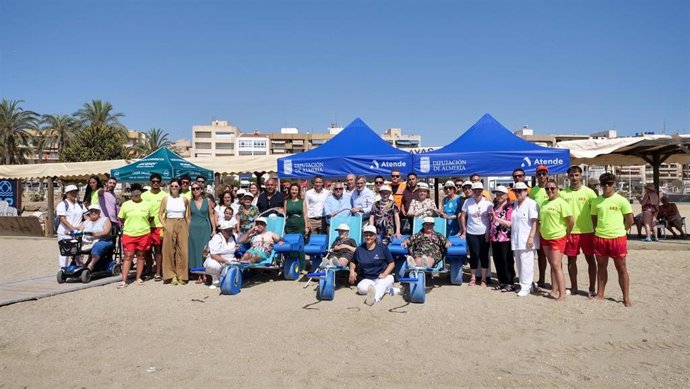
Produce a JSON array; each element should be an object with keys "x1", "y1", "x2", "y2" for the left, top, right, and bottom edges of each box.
[{"x1": 56, "y1": 164, "x2": 641, "y2": 307}]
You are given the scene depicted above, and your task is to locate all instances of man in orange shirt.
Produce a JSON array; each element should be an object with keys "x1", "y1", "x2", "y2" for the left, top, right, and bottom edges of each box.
[{"x1": 390, "y1": 169, "x2": 406, "y2": 211}]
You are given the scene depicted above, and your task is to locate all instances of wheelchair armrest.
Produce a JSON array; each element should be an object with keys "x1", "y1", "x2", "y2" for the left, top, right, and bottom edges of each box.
[{"x1": 304, "y1": 234, "x2": 328, "y2": 255}]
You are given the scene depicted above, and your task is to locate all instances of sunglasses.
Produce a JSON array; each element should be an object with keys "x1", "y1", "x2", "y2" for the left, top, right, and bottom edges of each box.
[
  {"x1": 513, "y1": 174, "x2": 524, "y2": 178},
  {"x1": 472, "y1": 189, "x2": 482, "y2": 192},
  {"x1": 391, "y1": 175, "x2": 400, "y2": 178},
  {"x1": 333, "y1": 188, "x2": 343, "y2": 191},
  {"x1": 463, "y1": 186, "x2": 472, "y2": 190},
  {"x1": 374, "y1": 181, "x2": 384, "y2": 184},
  {"x1": 444, "y1": 187, "x2": 454, "y2": 190},
  {"x1": 170, "y1": 185, "x2": 180, "y2": 188},
  {"x1": 601, "y1": 181, "x2": 615, "y2": 187},
  {"x1": 537, "y1": 172, "x2": 548, "y2": 176},
  {"x1": 181, "y1": 181, "x2": 190, "y2": 185},
  {"x1": 364, "y1": 233, "x2": 376, "y2": 237},
  {"x1": 192, "y1": 187, "x2": 202, "y2": 191},
  {"x1": 255, "y1": 222, "x2": 266, "y2": 226},
  {"x1": 545, "y1": 187, "x2": 557, "y2": 192}
]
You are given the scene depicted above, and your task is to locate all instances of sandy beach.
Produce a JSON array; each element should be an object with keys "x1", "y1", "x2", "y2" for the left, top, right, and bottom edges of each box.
[{"x1": 1, "y1": 232, "x2": 689, "y2": 388}]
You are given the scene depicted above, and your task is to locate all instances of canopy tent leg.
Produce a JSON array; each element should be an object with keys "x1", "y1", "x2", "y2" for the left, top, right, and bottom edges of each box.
[{"x1": 46, "y1": 176, "x2": 55, "y2": 237}]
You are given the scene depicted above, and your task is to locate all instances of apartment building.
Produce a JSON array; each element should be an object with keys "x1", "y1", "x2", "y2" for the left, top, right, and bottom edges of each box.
[
  {"x1": 171, "y1": 139, "x2": 192, "y2": 157},
  {"x1": 382, "y1": 128, "x2": 422, "y2": 150},
  {"x1": 237, "y1": 133, "x2": 270, "y2": 156},
  {"x1": 191, "y1": 120, "x2": 240, "y2": 158}
]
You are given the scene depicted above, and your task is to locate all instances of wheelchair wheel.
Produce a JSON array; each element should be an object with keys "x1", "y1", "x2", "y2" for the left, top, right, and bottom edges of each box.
[
  {"x1": 317, "y1": 269, "x2": 335, "y2": 301},
  {"x1": 448, "y1": 257, "x2": 463, "y2": 285},
  {"x1": 408, "y1": 271, "x2": 426, "y2": 303},
  {"x1": 282, "y1": 256, "x2": 301, "y2": 280},
  {"x1": 111, "y1": 263, "x2": 122, "y2": 276},
  {"x1": 221, "y1": 266, "x2": 242, "y2": 295},
  {"x1": 57, "y1": 270, "x2": 66, "y2": 284},
  {"x1": 80, "y1": 269, "x2": 92, "y2": 283}
]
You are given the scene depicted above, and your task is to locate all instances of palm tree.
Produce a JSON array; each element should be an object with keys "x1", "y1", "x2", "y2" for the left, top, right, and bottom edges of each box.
[
  {"x1": 130, "y1": 128, "x2": 173, "y2": 157},
  {"x1": 0, "y1": 99, "x2": 40, "y2": 165},
  {"x1": 73, "y1": 99, "x2": 125, "y2": 130},
  {"x1": 40, "y1": 113, "x2": 80, "y2": 153}
]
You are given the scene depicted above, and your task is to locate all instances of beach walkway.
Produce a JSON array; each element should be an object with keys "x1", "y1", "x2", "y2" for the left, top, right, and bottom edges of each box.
[{"x1": 0, "y1": 274, "x2": 119, "y2": 307}]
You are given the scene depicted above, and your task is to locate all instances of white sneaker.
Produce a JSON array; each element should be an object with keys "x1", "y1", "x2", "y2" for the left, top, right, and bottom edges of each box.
[
  {"x1": 388, "y1": 287, "x2": 401, "y2": 296},
  {"x1": 517, "y1": 290, "x2": 530, "y2": 297},
  {"x1": 406, "y1": 255, "x2": 417, "y2": 269},
  {"x1": 365, "y1": 285, "x2": 376, "y2": 306}
]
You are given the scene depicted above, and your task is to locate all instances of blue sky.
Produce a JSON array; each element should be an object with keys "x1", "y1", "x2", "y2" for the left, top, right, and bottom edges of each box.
[{"x1": 1, "y1": 0, "x2": 688, "y2": 146}]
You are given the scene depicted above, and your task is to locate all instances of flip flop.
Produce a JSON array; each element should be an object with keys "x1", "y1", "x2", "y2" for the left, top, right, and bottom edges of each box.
[
  {"x1": 154, "y1": 275, "x2": 162, "y2": 282},
  {"x1": 116, "y1": 281, "x2": 127, "y2": 289},
  {"x1": 135, "y1": 278, "x2": 145, "y2": 286}
]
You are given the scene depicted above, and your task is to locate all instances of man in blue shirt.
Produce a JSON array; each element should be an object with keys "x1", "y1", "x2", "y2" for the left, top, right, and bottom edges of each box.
[
  {"x1": 350, "y1": 175, "x2": 376, "y2": 220},
  {"x1": 324, "y1": 182, "x2": 352, "y2": 229}
]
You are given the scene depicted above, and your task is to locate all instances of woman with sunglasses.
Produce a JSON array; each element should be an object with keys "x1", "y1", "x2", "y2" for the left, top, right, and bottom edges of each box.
[
  {"x1": 369, "y1": 184, "x2": 402, "y2": 244},
  {"x1": 158, "y1": 178, "x2": 191, "y2": 285},
  {"x1": 510, "y1": 182, "x2": 539, "y2": 297},
  {"x1": 441, "y1": 180, "x2": 461, "y2": 235},
  {"x1": 460, "y1": 181, "x2": 493, "y2": 286},
  {"x1": 538, "y1": 179, "x2": 574, "y2": 301},
  {"x1": 490, "y1": 185, "x2": 515, "y2": 291},
  {"x1": 350, "y1": 225, "x2": 395, "y2": 306},
  {"x1": 372, "y1": 175, "x2": 385, "y2": 201},
  {"x1": 188, "y1": 182, "x2": 216, "y2": 284}
]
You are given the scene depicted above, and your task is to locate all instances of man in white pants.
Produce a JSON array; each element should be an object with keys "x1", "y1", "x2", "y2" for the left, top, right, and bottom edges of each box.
[
  {"x1": 350, "y1": 225, "x2": 395, "y2": 306},
  {"x1": 510, "y1": 182, "x2": 540, "y2": 297}
]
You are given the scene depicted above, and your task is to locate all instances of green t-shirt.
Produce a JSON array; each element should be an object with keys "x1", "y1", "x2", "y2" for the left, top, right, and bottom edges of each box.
[
  {"x1": 141, "y1": 190, "x2": 168, "y2": 227},
  {"x1": 530, "y1": 185, "x2": 548, "y2": 208},
  {"x1": 539, "y1": 197, "x2": 572, "y2": 240},
  {"x1": 590, "y1": 193, "x2": 633, "y2": 239},
  {"x1": 181, "y1": 190, "x2": 192, "y2": 200},
  {"x1": 562, "y1": 186, "x2": 597, "y2": 234},
  {"x1": 118, "y1": 200, "x2": 155, "y2": 237},
  {"x1": 90, "y1": 191, "x2": 99, "y2": 207}
]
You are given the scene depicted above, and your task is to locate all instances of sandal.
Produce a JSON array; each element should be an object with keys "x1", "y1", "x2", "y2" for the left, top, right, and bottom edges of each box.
[
  {"x1": 116, "y1": 281, "x2": 127, "y2": 289},
  {"x1": 135, "y1": 278, "x2": 145, "y2": 286},
  {"x1": 154, "y1": 275, "x2": 162, "y2": 282},
  {"x1": 480, "y1": 279, "x2": 488, "y2": 287},
  {"x1": 469, "y1": 277, "x2": 476, "y2": 287}
]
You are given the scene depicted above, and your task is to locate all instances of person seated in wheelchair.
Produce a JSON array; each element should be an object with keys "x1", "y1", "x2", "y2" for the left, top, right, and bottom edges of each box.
[
  {"x1": 659, "y1": 196, "x2": 686, "y2": 238},
  {"x1": 321, "y1": 223, "x2": 357, "y2": 267},
  {"x1": 238, "y1": 217, "x2": 284, "y2": 263},
  {"x1": 204, "y1": 220, "x2": 239, "y2": 287},
  {"x1": 401, "y1": 217, "x2": 451, "y2": 268},
  {"x1": 77, "y1": 204, "x2": 114, "y2": 271}
]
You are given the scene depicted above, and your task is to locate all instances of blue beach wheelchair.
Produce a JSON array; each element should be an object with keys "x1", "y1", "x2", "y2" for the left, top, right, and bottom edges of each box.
[
  {"x1": 388, "y1": 217, "x2": 467, "y2": 303},
  {"x1": 304, "y1": 214, "x2": 363, "y2": 301},
  {"x1": 202, "y1": 209, "x2": 304, "y2": 295},
  {"x1": 57, "y1": 231, "x2": 122, "y2": 284}
]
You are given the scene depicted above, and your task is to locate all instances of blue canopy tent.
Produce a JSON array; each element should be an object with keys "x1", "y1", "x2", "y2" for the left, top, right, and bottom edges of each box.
[
  {"x1": 277, "y1": 118, "x2": 414, "y2": 178},
  {"x1": 111, "y1": 147, "x2": 214, "y2": 182},
  {"x1": 413, "y1": 114, "x2": 570, "y2": 177}
]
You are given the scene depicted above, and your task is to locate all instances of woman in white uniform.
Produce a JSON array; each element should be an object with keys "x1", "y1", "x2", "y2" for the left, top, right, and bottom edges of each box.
[
  {"x1": 204, "y1": 220, "x2": 238, "y2": 288},
  {"x1": 510, "y1": 182, "x2": 540, "y2": 297},
  {"x1": 56, "y1": 185, "x2": 86, "y2": 268}
]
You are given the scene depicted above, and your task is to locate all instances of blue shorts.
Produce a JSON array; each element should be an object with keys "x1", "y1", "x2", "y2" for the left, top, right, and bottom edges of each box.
[
  {"x1": 246, "y1": 249, "x2": 270, "y2": 261},
  {"x1": 91, "y1": 240, "x2": 114, "y2": 257}
]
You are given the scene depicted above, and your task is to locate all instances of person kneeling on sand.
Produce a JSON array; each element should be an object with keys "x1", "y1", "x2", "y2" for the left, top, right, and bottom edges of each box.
[
  {"x1": 204, "y1": 220, "x2": 239, "y2": 288},
  {"x1": 238, "y1": 217, "x2": 283, "y2": 263},
  {"x1": 350, "y1": 225, "x2": 395, "y2": 306},
  {"x1": 321, "y1": 223, "x2": 357, "y2": 267},
  {"x1": 401, "y1": 216, "x2": 450, "y2": 268}
]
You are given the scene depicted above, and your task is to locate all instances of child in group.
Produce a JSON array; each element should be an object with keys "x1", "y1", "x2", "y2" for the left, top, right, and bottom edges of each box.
[{"x1": 321, "y1": 223, "x2": 357, "y2": 267}]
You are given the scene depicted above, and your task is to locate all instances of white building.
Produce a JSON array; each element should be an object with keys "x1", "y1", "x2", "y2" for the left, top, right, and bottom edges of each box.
[{"x1": 237, "y1": 133, "x2": 269, "y2": 156}]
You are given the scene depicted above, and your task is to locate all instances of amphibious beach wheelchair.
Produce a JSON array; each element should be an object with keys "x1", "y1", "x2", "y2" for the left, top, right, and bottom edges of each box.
[
  {"x1": 205, "y1": 209, "x2": 304, "y2": 295},
  {"x1": 388, "y1": 217, "x2": 467, "y2": 303},
  {"x1": 304, "y1": 214, "x2": 363, "y2": 301},
  {"x1": 57, "y1": 230, "x2": 122, "y2": 284}
]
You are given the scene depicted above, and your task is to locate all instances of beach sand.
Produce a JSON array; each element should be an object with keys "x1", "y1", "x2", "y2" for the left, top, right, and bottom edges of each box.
[{"x1": 1, "y1": 234, "x2": 689, "y2": 388}]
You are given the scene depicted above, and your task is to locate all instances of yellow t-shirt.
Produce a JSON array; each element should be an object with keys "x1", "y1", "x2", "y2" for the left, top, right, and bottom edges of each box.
[
  {"x1": 90, "y1": 191, "x2": 99, "y2": 207},
  {"x1": 539, "y1": 197, "x2": 572, "y2": 240},
  {"x1": 562, "y1": 186, "x2": 597, "y2": 234},
  {"x1": 181, "y1": 190, "x2": 192, "y2": 200},
  {"x1": 141, "y1": 190, "x2": 168, "y2": 227},
  {"x1": 530, "y1": 185, "x2": 548, "y2": 208},
  {"x1": 590, "y1": 193, "x2": 633, "y2": 239},
  {"x1": 118, "y1": 200, "x2": 155, "y2": 237}
]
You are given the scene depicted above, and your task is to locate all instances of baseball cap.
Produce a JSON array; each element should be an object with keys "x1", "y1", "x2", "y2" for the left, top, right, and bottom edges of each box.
[
  {"x1": 85, "y1": 204, "x2": 101, "y2": 214},
  {"x1": 255, "y1": 217, "x2": 267, "y2": 224},
  {"x1": 363, "y1": 225, "x2": 377, "y2": 234},
  {"x1": 513, "y1": 182, "x2": 529, "y2": 190},
  {"x1": 422, "y1": 216, "x2": 435, "y2": 224},
  {"x1": 64, "y1": 185, "x2": 78, "y2": 193},
  {"x1": 443, "y1": 180, "x2": 456, "y2": 188},
  {"x1": 242, "y1": 192, "x2": 255, "y2": 199},
  {"x1": 335, "y1": 223, "x2": 350, "y2": 231},
  {"x1": 219, "y1": 220, "x2": 234, "y2": 230},
  {"x1": 417, "y1": 182, "x2": 430, "y2": 191},
  {"x1": 461, "y1": 180, "x2": 473, "y2": 188},
  {"x1": 379, "y1": 184, "x2": 392, "y2": 193},
  {"x1": 536, "y1": 165, "x2": 549, "y2": 173},
  {"x1": 471, "y1": 182, "x2": 484, "y2": 190},
  {"x1": 493, "y1": 185, "x2": 508, "y2": 194}
]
